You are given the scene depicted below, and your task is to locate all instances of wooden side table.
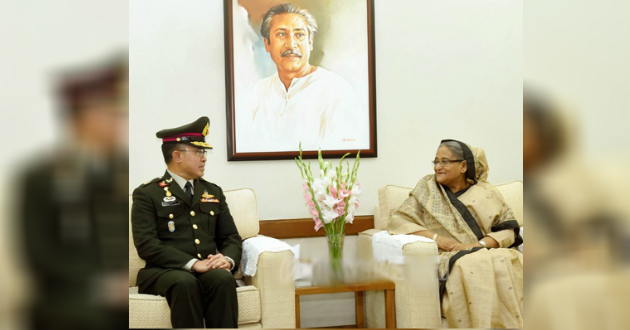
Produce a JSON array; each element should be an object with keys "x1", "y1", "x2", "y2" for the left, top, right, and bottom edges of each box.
[{"x1": 295, "y1": 280, "x2": 396, "y2": 328}]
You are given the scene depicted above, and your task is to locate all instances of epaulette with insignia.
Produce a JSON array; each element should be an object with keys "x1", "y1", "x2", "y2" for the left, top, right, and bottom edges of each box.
[
  {"x1": 139, "y1": 176, "x2": 162, "y2": 188},
  {"x1": 198, "y1": 178, "x2": 218, "y2": 188}
]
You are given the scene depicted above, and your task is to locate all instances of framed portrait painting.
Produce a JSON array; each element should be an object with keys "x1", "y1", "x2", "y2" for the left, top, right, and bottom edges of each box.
[{"x1": 224, "y1": 0, "x2": 376, "y2": 160}]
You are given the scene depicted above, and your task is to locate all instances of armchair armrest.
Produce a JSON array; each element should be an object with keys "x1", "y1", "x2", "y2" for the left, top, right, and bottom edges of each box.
[
  {"x1": 360, "y1": 230, "x2": 441, "y2": 328},
  {"x1": 372, "y1": 231, "x2": 437, "y2": 263},
  {"x1": 249, "y1": 250, "x2": 295, "y2": 328},
  {"x1": 242, "y1": 235, "x2": 295, "y2": 328},
  {"x1": 241, "y1": 235, "x2": 293, "y2": 276}
]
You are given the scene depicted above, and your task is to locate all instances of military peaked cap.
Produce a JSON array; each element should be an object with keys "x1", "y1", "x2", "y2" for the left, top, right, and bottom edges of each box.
[
  {"x1": 57, "y1": 52, "x2": 128, "y2": 115},
  {"x1": 156, "y1": 116, "x2": 213, "y2": 149}
]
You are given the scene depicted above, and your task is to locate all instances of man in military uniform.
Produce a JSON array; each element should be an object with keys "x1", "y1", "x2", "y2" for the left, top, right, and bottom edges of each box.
[
  {"x1": 19, "y1": 53, "x2": 129, "y2": 330},
  {"x1": 131, "y1": 117, "x2": 242, "y2": 328}
]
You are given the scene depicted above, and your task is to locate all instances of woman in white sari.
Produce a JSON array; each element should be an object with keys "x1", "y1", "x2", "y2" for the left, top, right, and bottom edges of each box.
[{"x1": 388, "y1": 139, "x2": 523, "y2": 328}]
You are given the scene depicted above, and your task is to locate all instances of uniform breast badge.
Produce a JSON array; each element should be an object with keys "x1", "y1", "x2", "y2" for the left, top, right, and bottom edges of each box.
[
  {"x1": 167, "y1": 221, "x2": 176, "y2": 232},
  {"x1": 162, "y1": 186, "x2": 179, "y2": 206},
  {"x1": 201, "y1": 190, "x2": 215, "y2": 203}
]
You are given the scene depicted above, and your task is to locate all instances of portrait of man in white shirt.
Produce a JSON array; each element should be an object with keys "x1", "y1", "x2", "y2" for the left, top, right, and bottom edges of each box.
[{"x1": 231, "y1": 2, "x2": 372, "y2": 154}]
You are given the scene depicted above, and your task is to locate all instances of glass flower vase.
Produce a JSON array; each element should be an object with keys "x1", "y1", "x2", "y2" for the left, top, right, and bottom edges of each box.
[{"x1": 326, "y1": 232, "x2": 345, "y2": 284}]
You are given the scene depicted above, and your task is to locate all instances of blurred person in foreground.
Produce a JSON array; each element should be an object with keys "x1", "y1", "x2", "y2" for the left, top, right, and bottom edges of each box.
[
  {"x1": 388, "y1": 139, "x2": 523, "y2": 328},
  {"x1": 131, "y1": 117, "x2": 242, "y2": 328},
  {"x1": 17, "y1": 54, "x2": 129, "y2": 330},
  {"x1": 524, "y1": 91, "x2": 630, "y2": 330}
]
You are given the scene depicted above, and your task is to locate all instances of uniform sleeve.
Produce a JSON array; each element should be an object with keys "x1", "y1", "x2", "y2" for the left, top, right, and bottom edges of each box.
[
  {"x1": 387, "y1": 192, "x2": 429, "y2": 235},
  {"x1": 215, "y1": 187, "x2": 242, "y2": 273},
  {"x1": 131, "y1": 187, "x2": 193, "y2": 269}
]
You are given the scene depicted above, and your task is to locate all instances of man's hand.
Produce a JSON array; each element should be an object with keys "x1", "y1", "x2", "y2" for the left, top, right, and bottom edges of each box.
[
  {"x1": 191, "y1": 259, "x2": 212, "y2": 273},
  {"x1": 207, "y1": 253, "x2": 231, "y2": 272}
]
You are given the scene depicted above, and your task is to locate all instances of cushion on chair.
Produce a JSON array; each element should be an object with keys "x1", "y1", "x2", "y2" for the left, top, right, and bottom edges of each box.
[
  {"x1": 129, "y1": 287, "x2": 172, "y2": 328},
  {"x1": 224, "y1": 188, "x2": 260, "y2": 239},
  {"x1": 494, "y1": 181, "x2": 524, "y2": 226},
  {"x1": 235, "y1": 285, "x2": 262, "y2": 325},
  {"x1": 128, "y1": 285, "x2": 261, "y2": 327},
  {"x1": 376, "y1": 185, "x2": 413, "y2": 230}
]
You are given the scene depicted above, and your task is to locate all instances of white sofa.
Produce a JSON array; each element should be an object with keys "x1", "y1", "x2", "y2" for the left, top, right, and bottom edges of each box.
[
  {"x1": 359, "y1": 181, "x2": 523, "y2": 328},
  {"x1": 129, "y1": 188, "x2": 295, "y2": 328}
]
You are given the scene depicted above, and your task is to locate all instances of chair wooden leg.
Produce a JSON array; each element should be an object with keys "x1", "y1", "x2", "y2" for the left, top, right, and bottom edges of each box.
[
  {"x1": 295, "y1": 296, "x2": 301, "y2": 328},
  {"x1": 385, "y1": 289, "x2": 396, "y2": 328},
  {"x1": 355, "y1": 291, "x2": 365, "y2": 328}
]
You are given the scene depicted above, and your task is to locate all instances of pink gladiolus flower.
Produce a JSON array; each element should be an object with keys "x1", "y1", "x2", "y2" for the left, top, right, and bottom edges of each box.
[
  {"x1": 335, "y1": 200, "x2": 346, "y2": 216},
  {"x1": 304, "y1": 193, "x2": 312, "y2": 201},
  {"x1": 314, "y1": 217, "x2": 323, "y2": 231},
  {"x1": 330, "y1": 186, "x2": 337, "y2": 198},
  {"x1": 335, "y1": 208, "x2": 344, "y2": 217},
  {"x1": 338, "y1": 187, "x2": 350, "y2": 199},
  {"x1": 310, "y1": 209, "x2": 319, "y2": 217}
]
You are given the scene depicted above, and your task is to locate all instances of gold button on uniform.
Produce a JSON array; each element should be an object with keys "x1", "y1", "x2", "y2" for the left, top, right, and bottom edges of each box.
[
  {"x1": 190, "y1": 211, "x2": 196, "y2": 216},
  {"x1": 193, "y1": 224, "x2": 198, "y2": 230},
  {"x1": 169, "y1": 214, "x2": 174, "y2": 219},
  {"x1": 210, "y1": 211, "x2": 215, "y2": 216},
  {"x1": 195, "y1": 239, "x2": 200, "y2": 245},
  {"x1": 197, "y1": 253, "x2": 202, "y2": 259}
]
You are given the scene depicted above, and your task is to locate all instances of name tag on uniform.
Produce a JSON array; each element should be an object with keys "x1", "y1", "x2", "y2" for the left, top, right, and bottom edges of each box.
[{"x1": 162, "y1": 201, "x2": 181, "y2": 206}]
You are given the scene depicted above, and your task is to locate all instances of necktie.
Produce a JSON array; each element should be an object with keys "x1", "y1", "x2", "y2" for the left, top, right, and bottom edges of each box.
[{"x1": 184, "y1": 181, "x2": 193, "y2": 204}]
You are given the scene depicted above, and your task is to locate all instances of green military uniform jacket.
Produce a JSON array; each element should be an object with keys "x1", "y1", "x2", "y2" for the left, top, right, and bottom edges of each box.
[
  {"x1": 21, "y1": 151, "x2": 129, "y2": 329},
  {"x1": 131, "y1": 171, "x2": 242, "y2": 291}
]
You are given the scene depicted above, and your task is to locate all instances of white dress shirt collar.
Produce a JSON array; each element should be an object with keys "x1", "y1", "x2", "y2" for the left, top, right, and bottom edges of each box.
[{"x1": 166, "y1": 169, "x2": 194, "y2": 191}]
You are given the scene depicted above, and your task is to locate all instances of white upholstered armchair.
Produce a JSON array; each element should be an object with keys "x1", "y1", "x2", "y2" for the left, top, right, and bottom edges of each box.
[
  {"x1": 359, "y1": 181, "x2": 523, "y2": 328},
  {"x1": 129, "y1": 188, "x2": 295, "y2": 328}
]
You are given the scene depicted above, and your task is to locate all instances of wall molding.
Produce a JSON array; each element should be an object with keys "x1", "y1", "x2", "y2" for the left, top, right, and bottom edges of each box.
[{"x1": 259, "y1": 216, "x2": 375, "y2": 239}]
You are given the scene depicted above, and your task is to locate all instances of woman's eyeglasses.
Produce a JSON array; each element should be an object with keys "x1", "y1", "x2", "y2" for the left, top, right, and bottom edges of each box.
[{"x1": 432, "y1": 159, "x2": 464, "y2": 166}]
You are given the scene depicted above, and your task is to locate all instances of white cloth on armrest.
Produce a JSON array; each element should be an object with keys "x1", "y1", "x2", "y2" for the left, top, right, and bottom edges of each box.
[
  {"x1": 372, "y1": 231, "x2": 435, "y2": 264},
  {"x1": 241, "y1": 235, "x2": 293, "y2": 276}
]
